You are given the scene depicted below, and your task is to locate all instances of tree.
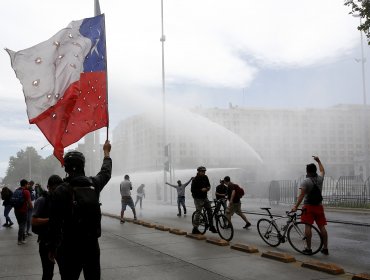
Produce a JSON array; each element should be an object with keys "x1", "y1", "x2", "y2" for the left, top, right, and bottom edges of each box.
[
  {"x1": 345, "y1": 0, "x2": 370, "y2": 44},
  {"x1": 2, "y1": 147, "x2": 63, "y2": 189}
]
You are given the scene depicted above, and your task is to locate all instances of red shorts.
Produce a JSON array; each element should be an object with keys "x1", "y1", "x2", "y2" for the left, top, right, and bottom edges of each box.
[{"x1": 301, "y1": 205, "x2": 327, "y2": 226}]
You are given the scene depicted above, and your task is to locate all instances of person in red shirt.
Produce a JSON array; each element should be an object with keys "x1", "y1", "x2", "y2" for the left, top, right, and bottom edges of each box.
[{"x1": 14, "y1": 179, "x2": 33, "y2": 245}]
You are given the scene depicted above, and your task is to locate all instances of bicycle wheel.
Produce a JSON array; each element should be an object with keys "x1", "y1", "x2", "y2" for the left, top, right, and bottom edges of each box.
[
  {"x1": 215, "y1": 214, "x2": 234, "y2": 241},
  {"x1": 287, "y1": 222, "x2": 323, "y2": 255},
  {"x1": 191, "y1": 210, "x2": 207, "y2": 234},
  {"x1": 257, "y1": 218, "x2": 281, "y2": 247}
]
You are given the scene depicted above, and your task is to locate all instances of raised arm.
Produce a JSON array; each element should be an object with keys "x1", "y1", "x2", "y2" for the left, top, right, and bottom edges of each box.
[
  {"x1": 165, "y1": 182, "x2": 177, "y2": 188},
  {"x1": 313, "y1": 156, "x2": 325, "y2": 177},
  {"x1": 183, "y1": 177, "x2": 193, "y2": 188}
]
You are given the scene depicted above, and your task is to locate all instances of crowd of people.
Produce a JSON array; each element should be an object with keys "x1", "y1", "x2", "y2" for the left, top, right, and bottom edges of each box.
[{"x1": 0, "y1": 151, "x2": 329, "y2": 279}]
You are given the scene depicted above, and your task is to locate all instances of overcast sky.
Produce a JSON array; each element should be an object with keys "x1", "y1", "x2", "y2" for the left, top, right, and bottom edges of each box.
[{"x1": 0, "y1": 0, "x2": 369, "y2": 178}]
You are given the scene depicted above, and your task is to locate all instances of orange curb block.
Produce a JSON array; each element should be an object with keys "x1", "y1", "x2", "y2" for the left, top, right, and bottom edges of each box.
[
  {"x1": 186, "y1": 233, "x2": 207, "y2": 240},
  {"x1": 124, "y1": 218, "x2": 135, "y2": 223},
  {"x1": 141, "y1": 222, "x2": 156, "y2": 228},
  {"x1": 206, "y1": 237, "x2": 229, "y2": 246},
  {"x1": 169, "y1": 228, "x2": 187, "y2": 235},
  {"x1": 301, "y1": 261, "x2": 345, "y2": 275},
  {"x1": 261, "y1": 251, "x2": 296, "y2": 263},
  {"x1": 133, "y1": 220, "x2": 143, "y2": 225},
  {"x1": 230, "y1": 243, "x2": 259, "y2": 253},
  {"x1": 155, "y1": 225, "x2": 170, "y2": 231},
  {"x1": 353, "y1": 273, "x2": 370, "y2": 280}
]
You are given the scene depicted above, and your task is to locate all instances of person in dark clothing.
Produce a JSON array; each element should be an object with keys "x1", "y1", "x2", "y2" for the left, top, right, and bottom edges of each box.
[
  {"x1": 215, "y1": 179, "x2": 227, "y2": 214},
  {"x1": 14, "y1": 179, "x2": 33, "y2": 245},
  {"x1": 224, "y1": 176, "x2": 251, "y2": 229},
  {"x1": 191, "y1": 166, "x2": 217, "y2": 234},
  {"x1": 1, "y1": 186, "x2": 14, "y2": 227},
  {"x1": 32, "y1": 175, "x2": 63, "y2": 280},
  {"x1": 48, "y1": 140, "x2": 112, "y2": 280}
]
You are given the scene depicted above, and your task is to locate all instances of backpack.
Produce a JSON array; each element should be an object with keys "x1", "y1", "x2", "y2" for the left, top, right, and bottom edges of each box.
[
  {"x1": 32, "y1": 193, "x2": 50, "y2": 236},
  {"x1": 10, "y1": 188, "x2": 25, "y2": 208},
  {"x1": 233, "y1": 184, "x2": 245, "y2": 199},
  {"x1": 1, "y1": 188, "x2": 12, "y2": 201},
  {"x1": 306, "y1": 179, "x2": 323, "y2": 205},
  {"x1": 70, "y1": 184, "x2": 102, "y2": 239}
]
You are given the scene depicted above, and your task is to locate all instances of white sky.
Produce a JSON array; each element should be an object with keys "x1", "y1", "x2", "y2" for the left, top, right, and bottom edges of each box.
[{"x1": 0, "y1": 0, "x2": 368, "y2": 177}]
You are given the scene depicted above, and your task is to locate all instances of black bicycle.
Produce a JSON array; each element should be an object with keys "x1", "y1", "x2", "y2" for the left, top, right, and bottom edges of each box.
[
  {"x1": 191, "y1": 198, "x2": 234, "y2": 241},
  {"x1": 257, "y1": 207, "x2": 323, "y2": 255}
]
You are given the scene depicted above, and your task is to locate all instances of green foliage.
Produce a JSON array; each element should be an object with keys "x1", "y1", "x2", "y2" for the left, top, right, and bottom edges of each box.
[
  {"x1": 345, "y1": 0, "x2": 370, "y2": 44},
  {"x1": 2, "y1": 147, "x2": 64, "y2": 189}
]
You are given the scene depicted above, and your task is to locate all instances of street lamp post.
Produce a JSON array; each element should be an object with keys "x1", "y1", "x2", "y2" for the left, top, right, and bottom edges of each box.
[
  {"x1": 160, "y1": 0, "x2": 168, "y2": 201},
  {"x1": 353, "y1": 15, "x2": 369, "y2": 179}
]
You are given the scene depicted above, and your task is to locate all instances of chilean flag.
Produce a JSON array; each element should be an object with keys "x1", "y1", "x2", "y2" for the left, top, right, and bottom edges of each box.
[{"x1": 6, "y1": 14, "x2": 108, "y2": 164}]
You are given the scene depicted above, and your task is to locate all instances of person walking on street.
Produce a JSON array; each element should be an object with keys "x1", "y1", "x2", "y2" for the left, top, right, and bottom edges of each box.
[
  {"x1": 26, "y1": 180, "x2": 36, "y2": 236},
  {"x1": 13, "y1": 179, "x2": 33, "y2": 245},
  {"x1": 191, "y1": 166, "x2": 217, "y2": 234},
  {"x1": 1, "y1": 186, "x2": 14, "y2": 227},
  {"x1": 48, "y1": 140, "x2": 112, "y2": 280},
  {"x1": 166, "y1": 177, "x2": 193, "y2": 217},
  {"x1": 120, "y1": 175, "x2": 137, "y2": 223},
  {"x1": 134, "y1": 184, "x2": 145, "y2": 209},
  {"x1": 224, "y1": 176, "x2": 251, "y2": 229},
  {"x1": 292, "y1": 156, "x2": 329, "y2": 255},
  {"x1": 32, "y1": 175, "x2": 63, "y2": 280}
]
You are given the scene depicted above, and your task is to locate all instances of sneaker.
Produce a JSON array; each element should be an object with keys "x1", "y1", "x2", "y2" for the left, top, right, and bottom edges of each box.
[
  {"x1": 184, "y1": 210, "x2": 187, "y2": 215},
  {"x1": 177, "y1": 213, "x2": 181, "y2": 217},
  {"x1": 120, "y1": 219, "x2": 125, "y2": 224},
  {"x1": 302, "y1": 248, "x2": 312, "y2": 255},
  {"x1": 2, "y1": 223, "x2": 8, "y2": 227},
  {"x1": 134, "y1": 217, "x2": 137, "y2": 221},
  {"x1": 209, "y1": 226, "x2": 217, "y2": 233},
  {"x1": 17, "y1": 240, "x2": 26, "y2": 245},
  {"x1": 26, "y1": 232, "x2": 32, "y2": 237},
  {"x1": 321, "y1": 248, "x2": 329, "y2": 255},
  {"x1": 8, "y1": 222, "x2": 13, "y2": 227},
  {"x1": 243, "y1": 222, "x2": 251, "y2": 229},
  {"x1": 192, "y1": 227, "x2": 201, "y2": 234}
]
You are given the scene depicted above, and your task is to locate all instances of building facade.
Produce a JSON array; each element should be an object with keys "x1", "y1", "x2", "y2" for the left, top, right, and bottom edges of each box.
[{"x1": 112, "y1": 104, "x2": 370, "y2": 181}]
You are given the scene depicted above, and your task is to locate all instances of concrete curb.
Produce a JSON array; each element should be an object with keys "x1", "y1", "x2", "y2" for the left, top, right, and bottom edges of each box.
[
  {"x1": 352, "y1": 273, "x2": 370, "y2": 280},
  {"x1": 169, "y1": 228, "x2": 187, "y2": 235},
  {"x1": 206, "y1": 237, "x2": 229, "y2": 246},
  {"x1": 301, "y1": 261, "x2": 345, "y2": 275},
  {"x1": 230, "y1": 243, "x2": 259, "y2": 253},
  {"x1": 155, "y1": 225, "x2": 170, "y2": 231},
  {"x1": 186, "y1": 233, "x2": 207, "y2": 240},
  {"x1": 261, "y1": 251, "x2": 296, "y2": 263},
  {"x1": 141, "y1": 221, "x2": 156, "y2": 228}
]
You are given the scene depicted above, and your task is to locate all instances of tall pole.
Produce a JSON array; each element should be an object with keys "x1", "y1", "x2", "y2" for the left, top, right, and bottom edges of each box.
[
  {"x1": 359, "y1": 19, "x2": 369, "y2": 179},
  {"x1": 359, "y1": 18, "x2": 367, "y2": 106},
  {"x1": 160, "y1": 0, "x2": 167, "y2": 201},
  {"x1": 28, "y1": 149, "x2": 32, "y2": 180},
  {"x1": 355, "y1": 15, "x2": 369, "y2": 179}
]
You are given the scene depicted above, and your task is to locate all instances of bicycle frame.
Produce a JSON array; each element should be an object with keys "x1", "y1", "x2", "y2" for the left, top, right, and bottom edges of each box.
[{"x1": 261, "y1": 208, "x2": 301, "y2": 242}]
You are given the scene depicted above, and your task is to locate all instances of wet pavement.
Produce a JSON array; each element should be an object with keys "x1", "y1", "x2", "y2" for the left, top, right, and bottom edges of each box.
[{"x1": 0, "y1": 199, "x2": 369, "y2": 279}]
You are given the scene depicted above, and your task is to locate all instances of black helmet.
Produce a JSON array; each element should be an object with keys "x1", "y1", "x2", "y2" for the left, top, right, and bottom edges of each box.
[
  {"x1": 197, "y1": 166, "x2": 206, "y2": 172},
  {"x1": 64, "y1": 151, "x2": 85, "y2": 170}
]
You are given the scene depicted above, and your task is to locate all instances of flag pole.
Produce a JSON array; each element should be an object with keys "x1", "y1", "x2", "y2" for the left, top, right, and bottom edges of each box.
[{"x1": 94, "y1": 0, "x2": 109, "y2": 141}]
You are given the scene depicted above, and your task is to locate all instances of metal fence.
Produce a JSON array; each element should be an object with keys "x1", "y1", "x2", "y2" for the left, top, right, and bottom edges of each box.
[{"x1": 269, "y1": 176, "x2": 370, "y2": 208}]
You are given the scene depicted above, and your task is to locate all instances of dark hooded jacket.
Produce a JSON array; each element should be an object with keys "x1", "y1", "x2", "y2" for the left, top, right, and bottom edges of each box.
[
  {"x1": 191, "y1": 174, "x2": 210, "y2": 199},
  {"x1": 48, "y1": 157, "x2": 112, "y2": 250}
]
